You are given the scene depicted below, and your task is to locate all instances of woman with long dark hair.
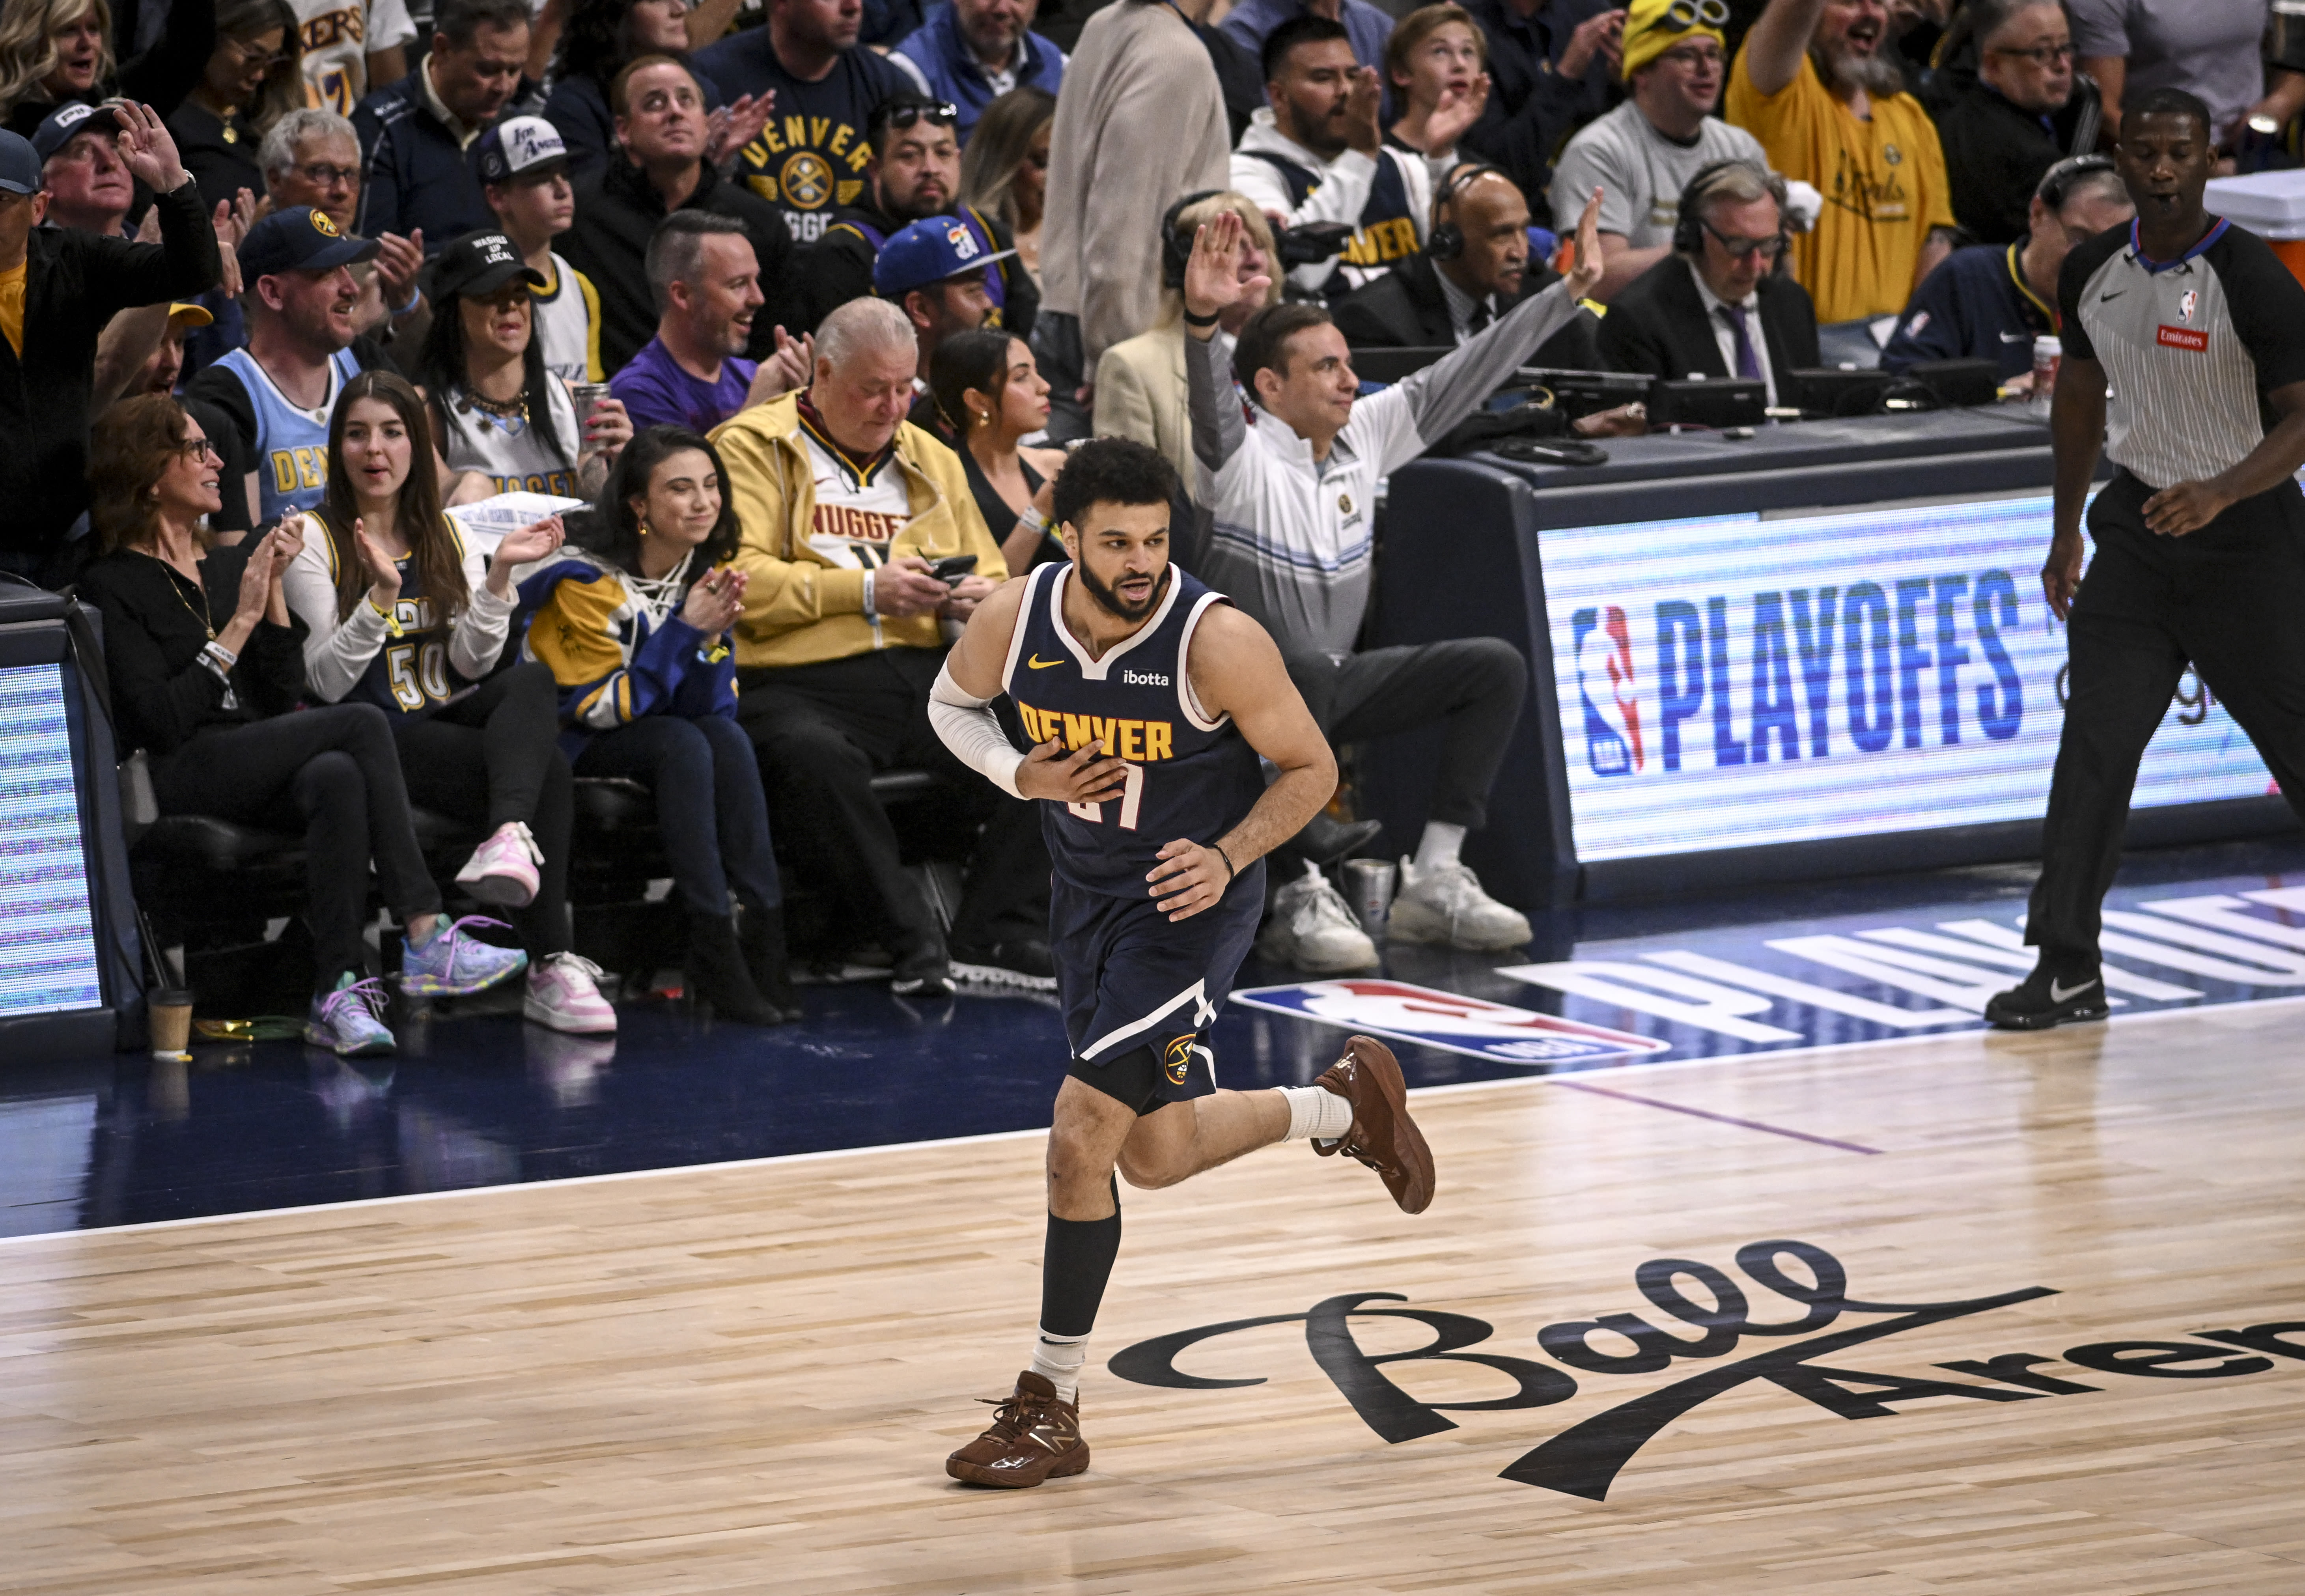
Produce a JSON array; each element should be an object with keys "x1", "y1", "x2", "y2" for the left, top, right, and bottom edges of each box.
[
  {"x1": 279, "y1": 370, "x2": 614, "y2": 1035},
  {"x1": 0, "y1": 0, "x2": 213, "y2": 137},
  {"x1": 518, "y1": 424, "x2": 797, "y2": 1025},
  {"x1": 928, "y1": 328, "x2": 1066, "y2": 573},
  {"x1": 417, "y1": 231, "x2": 632, "y2": 505},
  {"x1": 73, "y1": 394, "x2": 526, "y2": 1056},
  {"x1": 165, "y1": 0, "x2": 299, "y2": 203}
]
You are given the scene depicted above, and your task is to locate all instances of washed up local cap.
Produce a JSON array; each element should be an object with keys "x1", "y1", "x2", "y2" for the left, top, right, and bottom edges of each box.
[
  {"x1": 240, "y1": 205, "x2": 382, "y2": 277},
  {"x1": 429, "y1": 230, "x2": 546, "y2": 300},
  {"x1": 872, "y1": 215, "x2": 1015, "y2": 299},
  {"x1": 32, "y1": 99, "x2": 124, "y2": 164},
  {"x1": 0, "y1": 129, "x2": 37, "y2": 194},
  {"x1": 477, "y1": 115, "x2": 568, "y2": 184}
]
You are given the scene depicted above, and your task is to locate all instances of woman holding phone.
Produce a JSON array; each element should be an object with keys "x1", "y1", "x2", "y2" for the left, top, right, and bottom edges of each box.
[
  {"x1": 280, "y1": 371, "x2": 615, "y2": 1035},
  {"x1": 518, "y1": 425, "x2": 799, "y2": 1025}
]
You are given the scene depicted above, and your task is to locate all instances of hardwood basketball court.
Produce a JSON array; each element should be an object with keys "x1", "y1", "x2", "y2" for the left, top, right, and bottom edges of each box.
[{"x1": 5, "y1": 997, "x2": 2301, "y2": 1593}]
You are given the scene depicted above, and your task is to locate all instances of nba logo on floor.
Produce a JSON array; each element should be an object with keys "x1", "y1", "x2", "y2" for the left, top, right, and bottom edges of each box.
[{"x1": 1233, "y1": 979, "x2": 1669, "y2": 1063}]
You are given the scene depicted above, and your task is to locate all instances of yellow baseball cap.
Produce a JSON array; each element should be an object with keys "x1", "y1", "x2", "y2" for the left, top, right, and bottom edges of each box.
[
  {"x1": 165, "y1": 302, "x2": 214, "y2": 327},
  {"x1": 1622, "y1": 0, "x2": 1728, "y2": 80}
]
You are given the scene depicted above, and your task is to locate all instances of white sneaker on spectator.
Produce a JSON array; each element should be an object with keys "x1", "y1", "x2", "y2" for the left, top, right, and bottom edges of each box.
[
  {"x1": 524, "y1": 952, "x2": 617, "y2": 1034},
  {"x1": 456, "y1": 820, "x2": 543, "y2": 907},
  {"x1": 1258, "y1": 860, "x2": 1379, "y2": 973},
  {"x1": 1388, "y1": 857, "x2": 1532, "y2": 951}
]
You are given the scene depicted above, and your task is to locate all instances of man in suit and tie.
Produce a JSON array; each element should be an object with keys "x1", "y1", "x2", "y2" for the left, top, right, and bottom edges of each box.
[
  {"x1": 1330, "y1": 164, "x2": 1600, "y2": 370},
  {"x1": 1596, "y1": 160, "x2": 1819, "y2": 403}
]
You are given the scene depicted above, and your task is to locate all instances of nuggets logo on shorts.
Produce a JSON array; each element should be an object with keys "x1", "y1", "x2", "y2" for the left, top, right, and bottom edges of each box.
[{"x1": 1162, "y1": 1035, "x2": 1196, "y2": 1085}]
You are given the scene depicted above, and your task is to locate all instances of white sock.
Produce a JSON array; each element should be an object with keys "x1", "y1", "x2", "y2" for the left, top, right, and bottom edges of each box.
[
  {"x1": 1415, "y1": 821, "x2": 1466, "y2": 872},
  {"x1": 1279, "y1": 1084, "x2": 1354, "y2": 1142},
  {"x1": 1029, "y1": 1329, "x2": 1090, "y2": 1403}
]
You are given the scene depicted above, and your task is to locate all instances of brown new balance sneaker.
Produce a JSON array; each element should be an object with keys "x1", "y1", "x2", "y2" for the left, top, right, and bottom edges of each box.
[
  {"x1": 1311, "y1": 1034, "x2": 1436, "y2": 1213},
  {"x1": 945, "y1": 1371, "x2": 1091, "y2": 1488}
]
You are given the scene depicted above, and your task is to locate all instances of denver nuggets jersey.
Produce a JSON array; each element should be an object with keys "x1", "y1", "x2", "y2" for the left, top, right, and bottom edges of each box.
[
  {"x1": 1000, "y1": 562, "x2": 1264, "y2": 898},
  {"x1": 218, "y1": 346, "x2": 361, "y2": 527},
  {"x1": 314, "y1": 513, "x2": 476, "y2": 718}
]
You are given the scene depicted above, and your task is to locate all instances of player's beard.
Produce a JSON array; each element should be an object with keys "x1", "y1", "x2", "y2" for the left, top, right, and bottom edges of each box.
[{"x1": 1077, "y1": 560, "x2": 1171, "y2": 623}]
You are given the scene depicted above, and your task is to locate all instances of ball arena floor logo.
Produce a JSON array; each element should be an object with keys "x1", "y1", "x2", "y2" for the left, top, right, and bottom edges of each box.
[{"x1": 1109, "y1": 1240, "x2": 2302, "y2": 1499}]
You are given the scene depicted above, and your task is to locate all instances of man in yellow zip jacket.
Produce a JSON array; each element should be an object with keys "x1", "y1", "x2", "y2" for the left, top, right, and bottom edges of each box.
[{"x1": 715, "y1": 295, "x2": 1048, "y2": 995}]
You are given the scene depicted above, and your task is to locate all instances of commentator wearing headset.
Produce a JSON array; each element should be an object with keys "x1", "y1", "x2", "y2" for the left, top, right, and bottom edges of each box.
[
  {"x1": 1332, "y1": 162, "x2": 1600, "y2": 370},
  {"x1": 1596, "y1": 159, "x2": 1820, "y2": 404}
]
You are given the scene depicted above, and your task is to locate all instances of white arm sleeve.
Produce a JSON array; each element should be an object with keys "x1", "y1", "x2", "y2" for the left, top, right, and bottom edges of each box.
[{"x1": 929, "y1": 660, "x2": 1026, "y2": 800}]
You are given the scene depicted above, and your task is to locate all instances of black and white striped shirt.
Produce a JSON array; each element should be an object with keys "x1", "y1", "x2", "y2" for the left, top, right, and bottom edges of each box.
[{"x1": 2059, "y1": 217, "x2": 2305, "y2": 491}]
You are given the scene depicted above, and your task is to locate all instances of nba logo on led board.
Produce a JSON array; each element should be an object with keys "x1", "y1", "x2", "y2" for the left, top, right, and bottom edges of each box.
[{"x1": 1542, "y1": 494, "x2": 2274, "y2": 862}]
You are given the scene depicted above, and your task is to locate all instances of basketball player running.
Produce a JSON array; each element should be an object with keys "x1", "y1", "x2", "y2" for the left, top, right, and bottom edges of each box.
[{"x1": 927, "y1": 435, "x2": 1436, "y2": 1488}]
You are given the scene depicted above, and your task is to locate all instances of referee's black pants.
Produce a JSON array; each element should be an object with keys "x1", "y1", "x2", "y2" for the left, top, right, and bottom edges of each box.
[{"x1": 2028, "y1": 471, "x2": 2305, "y2": 965}]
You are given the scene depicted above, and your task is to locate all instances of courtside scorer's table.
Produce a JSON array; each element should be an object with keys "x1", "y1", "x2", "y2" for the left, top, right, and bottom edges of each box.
[{"x1": 1360, "y1": 411, "x2": 2291, "y2": 908}]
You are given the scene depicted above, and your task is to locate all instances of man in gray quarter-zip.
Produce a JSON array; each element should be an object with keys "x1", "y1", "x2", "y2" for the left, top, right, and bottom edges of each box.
[{"x1": 1987, "y1": 86, "x2": 2305, "y2": 1031}]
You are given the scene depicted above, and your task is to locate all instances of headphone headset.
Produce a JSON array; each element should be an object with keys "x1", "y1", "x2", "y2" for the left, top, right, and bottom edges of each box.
[
  {"x1": 1672, "y1": 159, "x2": 1794, "y2": 259},
  {"x1": 2035, "y1": 153, "x2": 2117, "y2": 211},
  {"x1": 1425, "y1": 163, "x2": 1508, "y2": 261},
  {"x1": 1160, "y1": 188, "x2": 1226, "y2": 290}
]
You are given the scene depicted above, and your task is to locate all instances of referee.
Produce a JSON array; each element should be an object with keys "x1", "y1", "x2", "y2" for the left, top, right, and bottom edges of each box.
[{"x1": 1988, "y1": 86, "x2": 2305, "y2": 1030}]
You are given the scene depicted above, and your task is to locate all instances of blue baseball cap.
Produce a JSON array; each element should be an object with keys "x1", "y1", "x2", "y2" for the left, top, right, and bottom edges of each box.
[
  {"x1": 872, "y1": 215, "x2": 1014, "y2": 299},
  {"x1": 0, "y1": 129, "x2": 36, "y2": 195},
  {"x1": 239, "y1": 206, "x2": 381, "y2": 278},
  {"x1": 31, "y1": 100, "x2": 123, "y2": 164}
]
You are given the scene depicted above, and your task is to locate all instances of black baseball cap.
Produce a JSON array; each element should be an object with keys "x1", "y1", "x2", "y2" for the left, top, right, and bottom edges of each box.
[
  {"x1": 32, "y1": 100, "x2": 123, "y2": 164},
  {"x1": 240, "y1": 206, "x2": 381, "y2": 277},
  {"x1": 430, "y1": 231, "x2": 546, "y2": 300}
]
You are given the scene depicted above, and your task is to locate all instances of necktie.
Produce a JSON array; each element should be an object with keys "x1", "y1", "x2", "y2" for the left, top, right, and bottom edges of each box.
[
  {"x1": 1465, "y1": 301, "x2": 1491, "y2": 337},
  {"x1": 1719, "y1": 304, "x2": 1761, "y2": 381}
]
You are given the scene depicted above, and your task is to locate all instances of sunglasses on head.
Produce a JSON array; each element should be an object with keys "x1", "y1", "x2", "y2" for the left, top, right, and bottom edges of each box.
[{"x1": 873, "y1": 99, "x2": 959, "y2": 135}]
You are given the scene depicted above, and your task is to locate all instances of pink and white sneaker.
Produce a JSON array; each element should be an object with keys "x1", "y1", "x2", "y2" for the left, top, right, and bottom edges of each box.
[
  {"x1": 524, "y1": 952, "x2": 618, "y2": 1034},
  {"x1": 456, "y1": 820, "x2": 543, "y2": 907}
]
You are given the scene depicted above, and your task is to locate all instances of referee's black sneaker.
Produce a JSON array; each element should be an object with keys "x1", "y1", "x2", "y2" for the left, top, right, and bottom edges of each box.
[{"x1": 1984, "y1": 964, "x2": 2111, "y2": 1030}]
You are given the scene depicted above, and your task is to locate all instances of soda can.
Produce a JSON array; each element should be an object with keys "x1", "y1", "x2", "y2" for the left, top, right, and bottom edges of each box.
[
  {"x1": 1342, "y1": 857, "x2": 1398, "y2": 939},
  {"x1": 570, "y1": 381, "x2": 612, "y2": 418}
]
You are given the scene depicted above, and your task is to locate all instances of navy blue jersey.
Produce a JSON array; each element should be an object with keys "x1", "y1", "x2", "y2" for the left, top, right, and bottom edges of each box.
[{"x1": 1000, "y1": 562, "x2": 1265, "y2": 898}]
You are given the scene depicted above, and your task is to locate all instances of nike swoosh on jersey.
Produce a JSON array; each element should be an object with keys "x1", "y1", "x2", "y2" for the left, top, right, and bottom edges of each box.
[
  {"x1": 1027, "y1": 655, "x2": 1065, "y2": 669},
  {"x1": 2049, "y1": 977, "x2": 2099, "y2": 1002},
  {"x1": 2099, "y1": 290, "x2": 2124, "y2": 301}
]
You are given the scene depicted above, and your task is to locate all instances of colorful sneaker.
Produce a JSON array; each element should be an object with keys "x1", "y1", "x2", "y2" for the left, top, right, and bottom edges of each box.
[
  {"x1": 304, "y1": 974, "x2": 395, "y2": 1057},
  {"x1": 524, "y1": 952, "x2": 617, "y2": 1034},
  {"x1": 945, "y1": 1372, "x2": 1090, "y2": 1488},
  {"x1": 1311, "y1": 1034, "x2": 1436, "y2": 1214},
  {"x1": 455, "y1": 821, "x2": 543, "y2": 908},
  {"x1": 1257, "y1": 860, "x2": 1378, "y2": 973},
  {"x1": 400, "y1": 915, "x2": 529, "y2": 996},
  {"x1": 1387, "y1": 858, "x2": 1532, "y2": 951}
]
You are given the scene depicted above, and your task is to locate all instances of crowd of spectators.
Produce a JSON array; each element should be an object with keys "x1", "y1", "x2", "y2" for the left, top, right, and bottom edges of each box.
[{"x1": 2, "y1": 0, "x2": 2296, "y2": 1052}]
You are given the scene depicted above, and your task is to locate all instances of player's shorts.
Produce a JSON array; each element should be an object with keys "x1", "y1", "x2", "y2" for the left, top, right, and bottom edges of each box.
[{"x1": 1055, "y1": 861, "x2": 1266, "y2": 1116}]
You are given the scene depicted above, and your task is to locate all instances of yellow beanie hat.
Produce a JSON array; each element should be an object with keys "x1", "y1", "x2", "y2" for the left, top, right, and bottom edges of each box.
[{"x1": 1620, "y1": 0, "x2": 1727, "y2": 81}]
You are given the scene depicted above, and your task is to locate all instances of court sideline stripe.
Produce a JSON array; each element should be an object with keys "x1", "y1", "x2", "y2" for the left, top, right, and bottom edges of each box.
[
  {"x1": 1545, "y1": 1077, "x2": 1882, "y2": 1154},
  {"x1": 5, "y1": 991, "x2": 2300, "y2": 1248}
]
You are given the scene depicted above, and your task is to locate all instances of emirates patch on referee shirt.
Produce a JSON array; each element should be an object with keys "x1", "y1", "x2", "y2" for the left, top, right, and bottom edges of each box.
[{"x1": 2157, "y1": 324, "x2": 2209, "y2": 351}]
